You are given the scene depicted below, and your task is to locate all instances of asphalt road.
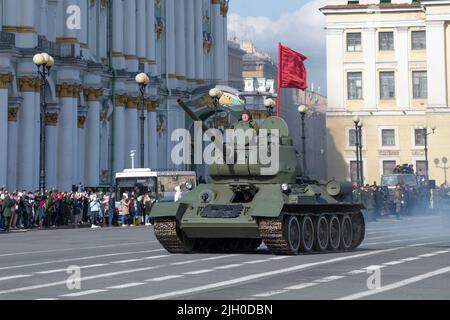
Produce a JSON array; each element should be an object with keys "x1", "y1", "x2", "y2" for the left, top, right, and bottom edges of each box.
[{"x1": 0, "y1": 214, "x2": 449, "y2": 300}]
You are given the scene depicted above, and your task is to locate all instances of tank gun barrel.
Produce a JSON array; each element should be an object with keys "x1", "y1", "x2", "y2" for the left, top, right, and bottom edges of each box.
[{"x1": 177, "y1": 98, "x2": 210, "y2": 133}]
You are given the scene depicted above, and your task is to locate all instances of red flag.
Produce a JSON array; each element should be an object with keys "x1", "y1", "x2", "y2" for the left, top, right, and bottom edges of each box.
[{"x1": 276, "y1": 43, "x2": 308, "y2": 115}]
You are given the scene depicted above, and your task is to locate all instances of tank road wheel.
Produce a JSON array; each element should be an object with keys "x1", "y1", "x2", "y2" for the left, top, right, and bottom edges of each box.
[
  {"x1": 328, "y1": 215, "x2": 341, "y2": 251},
  {"x1": 154, "y1": 219, "x2": 196, "y2": 254},
  {"x1": 314, "y1": 215, "x2": 329, "y2": 252},
  {"x1": 350, "y1": 212, "x2": 366, "y2": 250},
  {"x1": 300, "y1": 216, "x2": 315, "y2": 253},
  {"x1": 340, "y1": 215, "x2": 353, "y2": 251},
  {"x1": 286, "y1": 216, "x2": 301, "y2": 254}
]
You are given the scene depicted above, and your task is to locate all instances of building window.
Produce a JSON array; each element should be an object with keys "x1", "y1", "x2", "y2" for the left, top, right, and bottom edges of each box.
[
  {"x1": 347, "y1": 72, "x2": 363, "y2": 100},
  {"x1": 412, "y1": 31, "x2": 426, "y2": 50},
  {"x1": 413, "y1": 71, "x2": 427, "y2": 99},
  {"x1": 379, "y1": 32, "x2": 394, "y2": 51},
  {"x1": 414, "y1": 128, "x2": 426, "y2": 146},
  {"x1": 349, "y1": 129, "x2": 357, "y2": 147},
  {"x1": 380, "y1": 0, "x2": 392, "y2": 3},
  {"x1": 347, "y1": 33, "x2": 362, "y2": 52},
  {"x1": 382, "y1": 129, "x2": 396, "y2": 147},
  {"x1": 380, "y1": 71, "x2": 395, "y2": 99},
  {"x1": 383, "y1": 160, "x2": 397, "y2": 175}
]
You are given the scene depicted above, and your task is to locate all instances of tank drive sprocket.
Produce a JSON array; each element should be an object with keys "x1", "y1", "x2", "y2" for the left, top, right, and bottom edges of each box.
[{"x1": 154, "y1": 219, "x2": 195, "y2": 254}]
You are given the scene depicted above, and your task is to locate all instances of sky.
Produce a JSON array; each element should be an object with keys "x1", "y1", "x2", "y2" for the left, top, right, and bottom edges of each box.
[{"x1": 228, "y1": 0, "x2": 327, "y2": 95}]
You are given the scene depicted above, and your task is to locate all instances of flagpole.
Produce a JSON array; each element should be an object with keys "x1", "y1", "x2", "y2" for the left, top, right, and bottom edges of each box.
[{"x1": 276, "y1": 42, "x2": 282, "y2": 117}]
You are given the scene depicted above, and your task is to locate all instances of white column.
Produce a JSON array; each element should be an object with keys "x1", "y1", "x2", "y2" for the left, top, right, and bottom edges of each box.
[
  {"x1": 146, "y1": 0, "x2": 157, "y2": 75},
  {"x1": 124, "y1": 0, "x2": 138, "y2": 72},
  {"x1": 186, "y1": 0, "x2": 196, "y2": 86},
  {"x1": 148, "y1": 111, "x2": 158, "y2": 169},
  {"x1": 166, "y1": 0, "x2": 176, "y2": 89},
  {"x1": 212, "y1": 1, "x2": 224, "y2": 81},
  {"x1": 112, "y1": 0, "x2": 125, "y2": 69},
  {"x1": 38, "y1": 0, "x2": 48, "y2": 37},
  {"x1": 166, "y1": 98, "x2": 178, "y2": 170},
  {"x1": 363, "y1": 28, "x2": 376, "y2": 110},
  {"x1": 79, "y1": 0, "x2": 88, "y2": 48},
  {"x1": 144, "y1": 109, "x2": 150, "y2": 168},
  {"x1": 17, "y1": 79, "x2": 38, "y2": 191},
  {"x1": 7, "y1": 110, "x2": 18, "y2": 191},
  {"x1": 136, "y1": 0, "x2": 146, "y2": 60},
  {"x1": 194, "y1": 0, "x2": 204, "y2": 83},
  {"x1": 45, "y1": 118, "x2": 58, "y2": 191},
  {"x1": 223, "y1": 11, "x2": 229, "y2": 82},
  {"x1": 85, "y1": 99, "x2": 101, "y2": 187},
  {"x1": 113, "y1": 102, "x2": 126, "y2": 173},
  {"x1": 34, "y1": 89, "x2": 41, "y2": 190},
  {"x1": 396, "y1": 27, "x2": 409, "y2": 109},
  {"x1": 0, "y1": 87, "x2": 8, "y2": 187},
  {"x1": 326, "y1": 29, "x2": 345, "y2": 110},
  {"x1": 78, "y1": 115, "x2": 86, "y2": 187},
  {"x1": 57, "y1": 93, "x2": 75, "y2": 192},
  {"x1": 125, "y1": 103, "x2": 139, "y2": 169},
  {"x1": 3, "y1": 0, "x2": 18, "y2": 30},
  {"x1": 175, "y1": 0, "x2": 186, "y2": 88},
  {"x1": 426, "y1": 20, "x2": 448, "y2": 108}
]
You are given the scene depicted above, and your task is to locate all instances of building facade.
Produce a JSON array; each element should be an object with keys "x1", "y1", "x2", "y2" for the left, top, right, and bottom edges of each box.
[
  {"x1": 321, "y1": 0, "x2": 450, "y2": 185},
  {"x1": 0, "y1": 0, "x2": 229, "y2": 191},
  {"x1": 227, "y1": 40, "x2": 245, "y2": 90}
]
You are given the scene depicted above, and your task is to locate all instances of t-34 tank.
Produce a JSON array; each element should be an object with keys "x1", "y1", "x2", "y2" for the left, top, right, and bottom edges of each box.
[{"x1": 150, "y1": 99, "x2": 365, "y2": 255}]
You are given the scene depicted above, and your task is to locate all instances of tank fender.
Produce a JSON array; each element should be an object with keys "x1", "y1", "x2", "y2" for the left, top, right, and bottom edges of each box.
[
  {"x1": 249, "y1": 185, "x2": 284, "y2": 218},
  {"x1": 150, "y1": 202, "x2": 189, "y2": 220}
]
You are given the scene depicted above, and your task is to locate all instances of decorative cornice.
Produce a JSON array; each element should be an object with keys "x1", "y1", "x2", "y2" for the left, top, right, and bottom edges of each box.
[
  {"x1": 176, "y1": 76, "x2": 187, "y2": 81},
  {"x1": 8, "y1": 108, "x2": 18, "y2": 122},
  {"x1": 220, "y1": 0, "x2": 229, "y2": 17},
  {"x1": 18, "y1": 77, "x2": 40, "y2": 92},
  {"x1": 125, "y1": 96, "x2": 140, "y2": 109},
  {"x1": 45, "y1": 113, "x2": 59, "y2": 126},
  {"x1": 0, "y1": 74, "x2": 13, "y2": 89},
  {"x1": 147, "y1": 60, "x2": 157, "y2": 65},
  {"x1": 83, "y1": 88, "x2": 103, "y2": 102},
  {"x1": 16, "y1": 26, "x2": 35, "y2": 33},
  {"x1": 78, "y1": 116, "x2": 87, "y2": 129},
  {"x1": 115, "y1": 95, "x2": 127, "y2": 107},
  {"x1": 56, "y1": 37, "x2": 78, "y2": 44},
  {"x1": 112, "y1": 52, "x2": 124, "y2": 57},
  {"x1": 160, "y1": 73, "x2": 177, "y2": 79},
  {"x1": 124, "y1": 54, "x2": 137, "y2": 60},
  {"x1": 2, "y1": 26, "x2": 17, "y2": 33}
]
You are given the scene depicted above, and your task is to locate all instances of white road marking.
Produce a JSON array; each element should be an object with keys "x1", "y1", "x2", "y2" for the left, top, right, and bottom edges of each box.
[
  {"x1": 36, "y1": 264, "x2": 107, "y2": 275},
  {"x1": 244, "y1": 260, "x2": 270, "y2": 265},
  {"x1": 285, "y1": 283, "x2": 319, "y2": 290},
  {"x1": 184, "y1": 270, "x2": 214, "y2": 275},
  {"x1": 418, "y1": 253, "x2": 437, "y2": 258},
  {"x1": 347, "y1": 270, "x2": 366, "y2": 275},
  {"x1": 170, "y1": 255, "x2": 238, "y2": 266},
  {"x1": 338, "y1": 266, "x2": 450, "y2": 300},
  {"x1": 315, "y1": 275, "x2": 346, "y2": 283},
  {"x1": 0, "y1": 249, "x2": 165, "y2": 271},
  {"x1": 407, "y1": 240, "x2": 450, "y2": 247},
  {"x1": 269, "y1": 256, "x2": 291, "y2": 261},
  {"x1": 111, "y1": 259, "x2": 141, "y2": 264},
  {"x1": 142, "y1": 255, "x2": 171, "y2": 260},
  {"x1": 135, "y1": 246, "x2": 405, "y2": 300},
  {"x1": 60, "y1": 289, "x2": 108, "y2": 297},
  {"x1": 252, "y1": 290, "x2": 288, "y2": 298},
  {"x1": 214, "y1": 264, "x2": 242, "y2": 270},
  {"x1": 0, "y1": 275, "x2": 32, "y2": 281},
  {"x1": 434, "y1": 250, "x2": 450, "y2": 254},
  {"x1": 35, "y1": 298, "x2": 59, "y2": 300},
  {"x1": 401, "y1": 257, "x2": 420, "y2": 262},
  {"x1": 363, "y1": 265, "x2": 386, "y2": 270},
  {"x1": 146, "y1": 275, "x2": 184, "y2": 282},
  {"x1": 0, "y1": 241, "x2": 158, "y2": 258},
  {"x1": 107, "y1": 283, "x2": 146, "y2": 289},
  {"x1": 383, "y1": 261, "x2": 405, "y2": 266},
  {"x1": 363, "y1": 236, "x2": 431, "y2": 246}
]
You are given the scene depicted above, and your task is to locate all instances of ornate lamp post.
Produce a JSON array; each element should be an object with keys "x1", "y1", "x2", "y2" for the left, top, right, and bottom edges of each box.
[
  {"x1": 353, "y1": 116, "x2": 361, "y2": 186},
  {"x1": 298, "y1": 104, "x2": 308, "y2": 176},
  {"x1": 135, "y1": 73, "x2": 150, "y2": 168},
  {"x1": 33, "y1": 52, "x2": 54, "y2": 195},
  {"x1": 209, "y1": 88, "x2": 223, "y2": 128},
  {"x1": 264, "y1": 98, "x2": 276, "y2": 117},
  {"x1": 357, "y1": 120, "x2": 364, "y2": 186},
  {"x1": 424, "y1": 125, "x2": 436, "y2": 181},
  {"x1": 434, "y1": 157, "x2": 449, "y2": 185}
]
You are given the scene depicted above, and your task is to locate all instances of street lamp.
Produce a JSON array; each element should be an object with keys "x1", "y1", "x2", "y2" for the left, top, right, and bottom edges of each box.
[
  {"x1": 264, "y1": 98, "x2": 276, "y2": 117},
  {"x1": 424, "y1": 125, "x2": 436, "y2": 182},
  {"x1": 135, "y1": 72, "x2": 150, "y2": 168},
  {"x1": 434, "y1": 157, "x2": 449, "y2": 185},
  {"x1": 298, "y1": 104, "x2": 308, "y2": 176},
  {"x1": 353, "y1": 116, "x2": 361, "y2": 186},
  {"x1": 209, "y1": 88, "x2": 223, "y2": 128},
  {"x1": 33, "y1": 52, "x2": 54, "y2": 196},
  {"x1": 357, "y1": 120, "x2": 364, "y2": 186}
]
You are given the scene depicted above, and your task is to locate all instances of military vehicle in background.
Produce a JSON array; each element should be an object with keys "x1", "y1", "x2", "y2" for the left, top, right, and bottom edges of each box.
[{"x1": 150, "y1": 98, "x2": 365, "y2": 255}]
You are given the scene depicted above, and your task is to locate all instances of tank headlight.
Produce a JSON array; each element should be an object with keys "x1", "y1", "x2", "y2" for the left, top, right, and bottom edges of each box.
[
  {"x1": 281, "y1": 184, "x2": 290, "y2": 192},
  {"x1": 185, "y1": 182, "x2": 193, "y2": 191}
]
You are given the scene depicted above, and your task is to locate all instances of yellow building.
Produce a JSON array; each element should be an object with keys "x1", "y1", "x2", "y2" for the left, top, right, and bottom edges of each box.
[{"x1": 321, "y1": 0, "x2": 450, "y2": 185}]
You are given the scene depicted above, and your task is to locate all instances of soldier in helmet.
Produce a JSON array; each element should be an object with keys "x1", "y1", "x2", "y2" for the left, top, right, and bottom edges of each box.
[{"x1": 240, "y1": 110, "x2": 259, "y2": 131}]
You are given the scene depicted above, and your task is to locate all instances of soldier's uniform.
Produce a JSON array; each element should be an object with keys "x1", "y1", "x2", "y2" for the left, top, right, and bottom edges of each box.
[
  {"x1": 362, "y1": 187, "x2": 377, "y2": 222},
  {"x1": 394, "y1": 187, "x2": 403, "y2": 220}
]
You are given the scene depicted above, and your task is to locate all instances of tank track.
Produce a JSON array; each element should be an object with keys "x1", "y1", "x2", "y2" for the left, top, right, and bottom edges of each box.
[
  {"x1": 154, "y1": 219, "x2": 190, "y2": 254},
  {"x1": 258, "y1": 212, "x2": 365, "y2": 255}
]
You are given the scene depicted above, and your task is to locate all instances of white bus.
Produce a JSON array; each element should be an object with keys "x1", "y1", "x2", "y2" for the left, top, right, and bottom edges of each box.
[{"x1": 115, "y1": 169, "x2": 197, "y2": 202}]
